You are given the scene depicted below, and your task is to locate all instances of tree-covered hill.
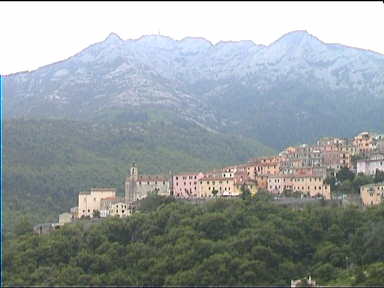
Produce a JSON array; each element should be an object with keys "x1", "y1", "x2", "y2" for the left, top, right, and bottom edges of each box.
[
  {"x1": 3, "y1": 196, "x2": 384, "y2": 286},
  {"x1": 3, "y1": 118, "x2": 274, "y2": 228}
]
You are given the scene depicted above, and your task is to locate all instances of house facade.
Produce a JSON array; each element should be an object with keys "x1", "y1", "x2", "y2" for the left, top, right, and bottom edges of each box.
[
  {"x1": 198, "y1": 176, "x2": 235, "y2": 198},
  {"x1": 353, "y1": 132, "x2": 376, "y2": 154},
  {"x1": 78, "y1": 188, "x2": 116, "y2": 218},
  {"x1": 110, "y1": 202, "x2": 132, "y2": 217},
  {"x1": 360, "y1": 182, "x2": 384, "y2": 206},
  {"x1": 173, "y1": 172, "x2": 204, "y2": 198},
  {"x1": 357, "y1": 154, "x2": 384, "y2": 175},
  {"x1": 267, "y1": 174, "x2": 331, "y2": 199}
]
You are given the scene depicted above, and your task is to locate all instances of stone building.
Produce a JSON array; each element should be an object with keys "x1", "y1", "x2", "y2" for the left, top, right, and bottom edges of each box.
[
  {"x1": 33, "y1": 223, "x2": 60, "y2": 234},
  {"x1": 360, "y1": 182, "x2": 384, "y2": 206},
  {"x1": 100, "y1": 196, "x2": 119, "y2": 217},
  {"x1": 70, "y1": 207, "x2": 78, "y2": 219},
  {"x1": 110, "y1": 202, "x2": 132, "y2": 217},
  {"x1": 78, "y1": 188, "x2": 116, "y2": 218},
  {"x1": 125, "y1": 163, "x2": 171, "y2": 203},
  {"x1": 58, "y1": 212, "x2": 73, "y2": 225},
  {"x1": 291, "y1": 275, "x2": 317, "y2": 287}
]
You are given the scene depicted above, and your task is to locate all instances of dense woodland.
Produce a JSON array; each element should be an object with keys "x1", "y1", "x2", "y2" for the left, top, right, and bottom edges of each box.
[{"x1": 3, "y1": 194, "x2": 384, "y2": 286}]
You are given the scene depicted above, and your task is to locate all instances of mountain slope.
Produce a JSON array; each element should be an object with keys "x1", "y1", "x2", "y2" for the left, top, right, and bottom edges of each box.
[{"x1": 4, "y1": 30, "x2": 384, "y2": 148}]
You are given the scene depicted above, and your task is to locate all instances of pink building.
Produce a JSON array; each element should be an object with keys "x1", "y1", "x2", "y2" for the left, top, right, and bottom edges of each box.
[{"x1": 173, "y1": 172, "x2": 204, "y2": 197}]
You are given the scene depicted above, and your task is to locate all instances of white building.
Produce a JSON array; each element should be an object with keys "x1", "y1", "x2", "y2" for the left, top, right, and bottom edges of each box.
[
  {"x1": 110, "y1": 202, "x2": 131, "y2": 217},
  {"x1": 357, "y1": 154, "x2": 384, "y2": 176}
]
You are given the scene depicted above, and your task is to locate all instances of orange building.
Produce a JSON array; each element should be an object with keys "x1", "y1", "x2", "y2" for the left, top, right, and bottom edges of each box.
[{"x1": 360, "y1": 182, "x2": 384, "y2": 206}]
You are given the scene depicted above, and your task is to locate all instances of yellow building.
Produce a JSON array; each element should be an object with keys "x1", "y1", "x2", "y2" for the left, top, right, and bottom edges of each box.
[
  {"x1": 232, "y1": 170, "x2": 258, "y2": 195},
  {"x1": 247, "y1": 157, "x2": 280, "y2": 177},
  {"x1": 360, "y1": 182, "x2": 384, "y2": 206},
  {"x1": 267, "y1": 175, "x2": 331, "y2": 199},
  {"x1": 198, "y1": 176, "x2": 235, "y2": 198},
  {"x1": 353, "y1": 132, "x2": 376, "y2": 154},
  {"x1": 78, "y1": 188, "x2": 116, "y2": 218}
]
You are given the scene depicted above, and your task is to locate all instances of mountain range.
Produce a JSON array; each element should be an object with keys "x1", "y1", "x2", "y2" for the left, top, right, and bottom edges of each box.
[{"x1": 4, "y1": 30, "x2": 384, "y2": 149}]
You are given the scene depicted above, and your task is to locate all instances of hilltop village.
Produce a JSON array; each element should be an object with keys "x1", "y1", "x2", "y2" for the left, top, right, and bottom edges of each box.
[{"x1": 44, "y1": 131, "x2": 384, "y2": 230}]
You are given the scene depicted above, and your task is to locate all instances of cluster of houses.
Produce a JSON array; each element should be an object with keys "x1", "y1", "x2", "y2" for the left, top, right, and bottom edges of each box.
[{"x1": 34, "y1": 131, "x2": 384, "y2": 233}]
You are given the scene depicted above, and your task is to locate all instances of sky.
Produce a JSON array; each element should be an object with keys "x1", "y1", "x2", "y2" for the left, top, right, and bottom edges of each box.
[{"x1": 1, "y1": 1, "x2": 383, "y2": 75}]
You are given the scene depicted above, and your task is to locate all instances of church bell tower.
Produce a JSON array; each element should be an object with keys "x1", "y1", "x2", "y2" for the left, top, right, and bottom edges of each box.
[
  {"x1": 130, "y1": 162, "x2": 138, "y2": 181},
  {"x1": 125, "y1": 162, "x2": 138, "y2": 203}
]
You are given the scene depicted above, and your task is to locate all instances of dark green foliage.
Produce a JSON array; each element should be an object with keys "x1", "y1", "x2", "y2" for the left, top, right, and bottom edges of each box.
[
  {"x1": 332, "y1": 173, "x2": 375, "y2": 196},
  {"x1": 325, "y1": 176, "x2": 336, "y2": 191},
  {"x1": 374, "y1": 170, "x2": 384, "y2": 183},
  {"x1": 282, "y1": 189, "x2": 302, "y2": 198},
  {"x1": 14, "y1": 216, "x2": 33, "y2": 237},
  {"x1": 4, "y1": 199, "x2": 384, "y2": 286},
  {"x1": 137, "y1": 193, "x2": 175, "y2": 213},
  {"x1": 253, "y1": 189, "x2": 274, "y2": 201},
  {"x1": 92, "y1": 210, "x2": 101, "y2": 218},
  {"x1": 352, "y1": 174, "x2": 374, "y2": 193},
  {"x1": 336, "y1": 167, "x2": 355, "y2": 183},
  {"x1": 240, "y1": 184, "x2": 251, "y2": 200}
]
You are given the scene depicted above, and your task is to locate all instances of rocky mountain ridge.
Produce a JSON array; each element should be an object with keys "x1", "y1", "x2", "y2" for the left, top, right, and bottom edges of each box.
[{"x1": 5, "y1": 30, "x2": 384, "y2": 148}]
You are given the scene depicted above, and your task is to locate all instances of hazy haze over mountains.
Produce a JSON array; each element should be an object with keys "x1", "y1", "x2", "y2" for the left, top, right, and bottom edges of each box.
[{"x1": 5, "y1": 30, "x2": 384, "y2": 149}]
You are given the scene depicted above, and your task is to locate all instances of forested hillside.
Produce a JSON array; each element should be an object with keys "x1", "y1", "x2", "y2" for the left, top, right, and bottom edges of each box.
[
  {"x1": 3, "y1": 118, "x2": 274, "y2": 229},
  {"x1": 4, "y1": 195, "x2": 384, "y2": 286}
]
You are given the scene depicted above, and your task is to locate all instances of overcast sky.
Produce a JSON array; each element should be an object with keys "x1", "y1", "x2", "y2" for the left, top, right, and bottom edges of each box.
[{"x1": 1, "y1": 1, "x2": 383, "y2": 75}]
